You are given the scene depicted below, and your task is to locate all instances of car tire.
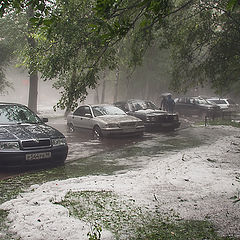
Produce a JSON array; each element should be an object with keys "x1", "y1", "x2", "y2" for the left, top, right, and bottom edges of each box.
[
  {"x1": 93, "y1": 126, "x2": 103, "y2": 139},
  {"x1": 67, "y1": 123, "x2": 75, "y2": 133}
]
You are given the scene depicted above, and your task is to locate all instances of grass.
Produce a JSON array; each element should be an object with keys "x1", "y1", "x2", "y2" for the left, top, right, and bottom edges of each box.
[
  {"x1": 0, "y1": 209, "x2": 19, "y2": 240},
  {"x1": 58, "y1": 190, "x2": 238, "y2": 240},
  {"x1": 205, "y1": 119, "x2": 240, "y2": 128}
]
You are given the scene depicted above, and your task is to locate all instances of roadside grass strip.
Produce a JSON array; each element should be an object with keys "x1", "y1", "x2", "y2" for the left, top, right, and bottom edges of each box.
[{"x1": 58, "y1": 190, "x2": 235, "y2": 240}]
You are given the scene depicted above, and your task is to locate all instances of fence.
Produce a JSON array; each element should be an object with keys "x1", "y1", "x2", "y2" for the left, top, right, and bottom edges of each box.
[{"x1": 205, "y1": 110, "x2": 240, "y2": 126}]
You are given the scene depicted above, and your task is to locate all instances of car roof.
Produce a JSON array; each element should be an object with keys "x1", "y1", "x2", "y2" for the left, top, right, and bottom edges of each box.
[
  {"x1": 124, "y1": 99, "x2": 153, "y2": 103},
  {"x1": 0, "y1": 102, "x2": 25, "y2": 106},
  {"x1": 78, "y1": 103, "x2": 116, "y2": 107},
  {"x1": 114, "y1": 101, "x2": 126, "y2": 104}
]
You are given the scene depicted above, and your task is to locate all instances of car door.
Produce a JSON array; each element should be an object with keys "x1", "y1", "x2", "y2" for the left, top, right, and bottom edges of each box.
[
  {"x1": 175, "y1": 98, "x2": 196, "y2": 116},
  {"x1": 188, "y1": 98, "x2": 200, "y2": 115},
  {"x1": 72, "y1": 106, "x2": 93, "y2": 130}
]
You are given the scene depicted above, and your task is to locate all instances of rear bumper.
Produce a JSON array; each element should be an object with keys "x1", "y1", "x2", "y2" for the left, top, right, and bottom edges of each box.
[{"x1": 0, "y1": 145, "x2": 68, "y2": 169}]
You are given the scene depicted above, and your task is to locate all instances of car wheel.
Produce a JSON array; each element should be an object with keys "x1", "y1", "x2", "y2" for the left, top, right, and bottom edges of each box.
[
  {"x1": 67, "y1": 123, "x2": 75, "y2": 133},
  {"x1": 93, "y1": 126, "x2": 103, "y2": 139}
]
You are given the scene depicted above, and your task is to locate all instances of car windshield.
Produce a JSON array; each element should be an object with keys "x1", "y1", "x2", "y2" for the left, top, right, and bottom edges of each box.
[
  {"x1": 92, "y1": 105, "x2": 126, "y2": 116},
  {"x1": 194, "y1": 98, "x2": 209, "y2": 105},
  {"x1": 0, "y1": 105, "x2": 42, "y2": 124},
  {"x1": 130, "y1": 100, "x2": 158, "y2": 111}
]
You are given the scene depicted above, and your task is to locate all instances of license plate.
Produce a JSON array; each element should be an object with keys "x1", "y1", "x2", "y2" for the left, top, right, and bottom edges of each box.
[{"x1": 26, "y1": 152, "x2": 51, "y2": 161}]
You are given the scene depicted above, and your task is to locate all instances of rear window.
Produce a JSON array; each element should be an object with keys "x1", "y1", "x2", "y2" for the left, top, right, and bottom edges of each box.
[{"x1": 209, "y1": 99, "x2": 227, "y2": 104}]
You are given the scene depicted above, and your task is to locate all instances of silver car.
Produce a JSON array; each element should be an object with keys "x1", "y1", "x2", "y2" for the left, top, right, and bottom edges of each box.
[{"x1": 66, "y1": 104, "x2": 145, "y2": 138}]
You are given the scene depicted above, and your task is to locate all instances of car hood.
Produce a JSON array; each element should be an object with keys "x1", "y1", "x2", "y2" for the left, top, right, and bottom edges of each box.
[
  {"x1": 135, "y1": 109, "x2": 172, "y2": 116},
  {"x1": 97, "y1": 115, "x2": 140, "y2": 123},
  {"x1": 0, "y1": 124, "x2": 64, "y2": 141}
]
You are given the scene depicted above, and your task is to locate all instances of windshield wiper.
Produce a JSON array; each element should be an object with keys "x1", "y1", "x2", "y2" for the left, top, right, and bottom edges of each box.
[{"x1": 17, "y1": 121, "x2": 36, "y2": 125}]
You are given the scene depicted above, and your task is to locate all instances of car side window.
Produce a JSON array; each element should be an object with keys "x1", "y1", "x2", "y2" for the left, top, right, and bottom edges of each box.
[
  {"x1": 84, "y1": 106, "x2": 92, "y2": 117},
  {"x1": 93, "y1": 108, "x2": 103, "y2": 117},
  {"x1": 124, "y1": 104, "x2": 130, "y2": 112},
  {"x1": 128, "y1": 103, "x2": 134, "y2": 111},
  {"x1": 73, "y1": 107, "x2": 86, "y2": 117},
  {"x1": 189, "y1": 98, "x2": 195, "y2": 104}
]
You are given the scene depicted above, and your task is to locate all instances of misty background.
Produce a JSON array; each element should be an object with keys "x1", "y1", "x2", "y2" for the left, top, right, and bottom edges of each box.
[{"x1": 1, "y1": 47, "x2": 238, "y2": 113}]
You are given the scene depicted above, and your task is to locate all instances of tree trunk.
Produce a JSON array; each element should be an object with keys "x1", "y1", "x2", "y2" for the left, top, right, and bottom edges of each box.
[
  {"x1": 28, "y1": 71, "x2": 38, "y2": 113},
  {"x1": 27, "y1": 6, "x2": 38, "y2": 113},
  {"x1": 126, "y1": 75, "x2": 131, "y2": 100},
  {"x1": 94, "y1": 87, "x2": 99, "y2": 104},
  {"x1": 126, "y1": 67, "x2": 135, "y2": 100},
  {"x1": 114, "y1": 68, "x2": 119, "y2": 102},
  {"x1": 101, "y1": 78, "x2": 106, "y2": 103}
]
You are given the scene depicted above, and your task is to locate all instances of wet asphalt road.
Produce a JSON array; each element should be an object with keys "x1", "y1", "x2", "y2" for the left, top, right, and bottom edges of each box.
[{"x1": 0, "y1": 116, "x2": 225, "y2": 180}]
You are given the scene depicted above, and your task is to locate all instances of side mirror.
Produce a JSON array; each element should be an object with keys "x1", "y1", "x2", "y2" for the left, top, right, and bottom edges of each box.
[
  {"x1": 42, "y1": 117, "x2": 48, "y2": 123},
  {"x1": 85, "y1": 113, "x2": 92, "y2": 118}
]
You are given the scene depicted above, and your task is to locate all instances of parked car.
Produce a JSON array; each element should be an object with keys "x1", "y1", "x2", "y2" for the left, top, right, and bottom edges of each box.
[
  {"x1": 114, "y1": 99, "x2": 180, "y2": 131},
  {"x1": 66, "y1": 104, "x2": 145, "y2": 138},
  {"x1": 0, "y1": 102, "x2": 68, "y2": 169},
  {"x1": 174, "y1": 96, "x2": 221, "y2": 119},
  {"x1": 207, "y1": 98, "x2": 239, "y2": 111}
]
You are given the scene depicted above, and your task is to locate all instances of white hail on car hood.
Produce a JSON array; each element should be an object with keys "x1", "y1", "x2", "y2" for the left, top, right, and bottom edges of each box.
[
  {"x1": 135, "y1": 109, "x2": 169, "y2": 115},
  {"x1": 97, "y1": 114, "x2": 140, "y2": 123}
]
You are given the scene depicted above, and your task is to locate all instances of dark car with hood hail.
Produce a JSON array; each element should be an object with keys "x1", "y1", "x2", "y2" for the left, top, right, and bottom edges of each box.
[
  {"x1": 114, "y1": 99, "x2": 180, "y2": 131},
  {"x1": 0, "y1": 102, "x2": 68, "y2": 169}
]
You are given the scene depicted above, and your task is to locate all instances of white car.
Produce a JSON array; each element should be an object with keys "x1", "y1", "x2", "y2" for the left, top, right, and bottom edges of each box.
[
  {"x1": 67, "y1": 104, "x2": 145, "y2": 138},
  {"x1": 207, "y1": 98, "x2": 239, "y2": 111}
]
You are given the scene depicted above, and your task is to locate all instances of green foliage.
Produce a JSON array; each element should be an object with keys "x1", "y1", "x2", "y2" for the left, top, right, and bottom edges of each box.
[
  {"x1": 59, "y1": 190, "x2": 146, "y2": 238},
  {"x1": 227, "y1": 0, "x2": 240, "y2": 11},
  {"x1": 163, "y1": 0, "x2": 240, "y2": 96},
  {"x1": 87, "y1": 223, "x2": 102, "y2": 240},
  {"x1": 0, "y1": 0, "x2": 52, "y2": 18},
  {"x1": 0, "y1": 41, "x2": 12, "y2": 93},
  {"x1": 0, "y1": 209, "x2": 16, "y2": 240},
  {"x1": 1, "y1": 0, "x2": 240, "y2": 108},
  {"x1": 0, "y1": 8, "x2": 35, "y2": 94},
  {"x1": 21, "y1": 0, "x2": 175, "y2": 109}
]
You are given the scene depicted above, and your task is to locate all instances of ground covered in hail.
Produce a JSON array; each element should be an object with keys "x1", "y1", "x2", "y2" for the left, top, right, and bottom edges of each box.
[{"x1": 0, "y1": 125, "x2": 240, "y2": 240}]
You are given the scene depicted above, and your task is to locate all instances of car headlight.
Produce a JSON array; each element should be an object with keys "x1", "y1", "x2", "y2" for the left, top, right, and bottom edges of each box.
[
  {"x1": 146, "y1": 116, "x2": 156, "y2": 122},
  {"x1": 105, "y1": 123, "x2": 119, "y2": 128},
  {"x1": 173, "y1": 115, "x2": 179, "y2": 121},
  {"x1": 0, "y1": 141, "x2": 20, "y2": 150},
  {"x1": 52, "y1": 138, "x2": 67, "y2": 146}
]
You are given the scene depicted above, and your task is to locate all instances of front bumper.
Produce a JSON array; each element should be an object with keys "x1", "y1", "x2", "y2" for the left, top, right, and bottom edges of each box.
[
  {"x1": 144, "y1": 121, "x2": 181, "y2": 130},
  {"x1": 0, "y1": 145, "x2": 68, "y2": 169},
  {"x1": 101, "y1": 126, "x2": 144, "y2": 137}
]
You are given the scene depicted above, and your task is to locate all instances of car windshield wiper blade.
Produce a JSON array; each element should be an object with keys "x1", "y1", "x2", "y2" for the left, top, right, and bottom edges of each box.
[{"x1": 17, "y1": 121, "x2": 37, "y2": 125}]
